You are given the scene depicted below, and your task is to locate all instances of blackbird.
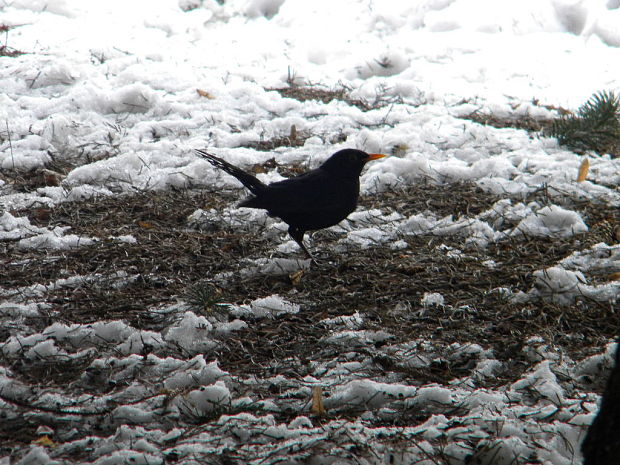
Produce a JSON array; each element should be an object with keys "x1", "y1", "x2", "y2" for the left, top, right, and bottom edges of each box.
[{"x1": 195, "y1": 148, "x2": 386, "y2": 261}]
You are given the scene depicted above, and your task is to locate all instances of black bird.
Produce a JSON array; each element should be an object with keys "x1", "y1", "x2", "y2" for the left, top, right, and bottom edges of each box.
[{"x1": 195, "y1": 148, "x2": 386, "y2": 261}]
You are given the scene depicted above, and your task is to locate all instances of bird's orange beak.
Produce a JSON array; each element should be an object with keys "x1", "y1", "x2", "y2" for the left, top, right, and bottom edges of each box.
[{"x1": 367, "y1": 153, "x2": 386, "y2": 161}]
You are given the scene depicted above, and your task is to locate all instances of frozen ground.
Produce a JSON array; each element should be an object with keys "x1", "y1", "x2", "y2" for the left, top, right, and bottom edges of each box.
[{"x1": 0, "y1": 0, "x2": 619, "y2": 464}]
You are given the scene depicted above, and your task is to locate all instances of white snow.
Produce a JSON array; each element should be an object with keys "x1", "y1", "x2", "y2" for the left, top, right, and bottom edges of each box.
[
  {"x1": 421, "y1": 292, "x2": 445, "y2": 307},
  {"x1": 0, "y1": 211, "x2": 95, "y2": 250},
  {"x1": 1, "y1": 0, "x2": 619, "y2": 463},
  {"x1": 230, "y1": 294, "x2": 300, "y2": 318},
  {"x1": 512, "y1": 205, "x2": 588, "y2": 238},
  {"x1": 184, "y1": 380, "x2": 232, "y2": 413},
  {"x1": 164, "y1": 311, "x2": 218, "y2": 353}
]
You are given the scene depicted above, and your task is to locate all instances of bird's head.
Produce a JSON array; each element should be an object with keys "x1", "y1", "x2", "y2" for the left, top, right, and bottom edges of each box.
[{"x1": 320, "y1": 149, "x2": 386, "y2": 177}]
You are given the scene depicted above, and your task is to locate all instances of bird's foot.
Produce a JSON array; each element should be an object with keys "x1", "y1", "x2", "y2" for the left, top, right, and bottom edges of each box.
[{"x1": 306, "y1": 253, "x2": 337, "y2": 267}]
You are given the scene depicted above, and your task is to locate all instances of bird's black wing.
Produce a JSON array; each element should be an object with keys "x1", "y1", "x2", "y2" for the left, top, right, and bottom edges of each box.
[
  {"x1": 243, "y1": 168, "x2": 359, "y2": 230},
  {"x1": 195, "y1": 149, "x2": 266, "y2": 196}
]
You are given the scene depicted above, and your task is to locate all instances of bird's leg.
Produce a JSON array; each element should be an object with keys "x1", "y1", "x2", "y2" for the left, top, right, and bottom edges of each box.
[{"x1": 288, "y1": 227, "x2": 318, "y2": 264}]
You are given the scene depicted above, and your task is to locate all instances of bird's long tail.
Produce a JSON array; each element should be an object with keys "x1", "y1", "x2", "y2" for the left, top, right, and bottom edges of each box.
[{"x1": 194, "y1": 149, "x2": 266, "y2": 196}]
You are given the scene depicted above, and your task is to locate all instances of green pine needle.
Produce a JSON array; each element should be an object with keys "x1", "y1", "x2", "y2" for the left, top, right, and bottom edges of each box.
[
  {"x1": 184, "y1": 281, "x2": 228, "y2": 316},
  {"x1": 547, "y1": 90, "x2": 620, "y2": 156}
]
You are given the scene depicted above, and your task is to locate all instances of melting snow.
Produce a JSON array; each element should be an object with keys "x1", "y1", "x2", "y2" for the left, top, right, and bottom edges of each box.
[{"x1": 1, "y1": 0, "x2": 619, "y2": 463}]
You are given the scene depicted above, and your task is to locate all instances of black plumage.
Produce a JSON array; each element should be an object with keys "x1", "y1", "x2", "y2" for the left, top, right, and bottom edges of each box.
[{"x1": 195, "y1": 148, "x2": 385, "y2": 261}]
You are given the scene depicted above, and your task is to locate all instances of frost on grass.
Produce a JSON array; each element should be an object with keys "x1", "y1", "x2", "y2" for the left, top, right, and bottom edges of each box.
[
  {"x1": 1, "y1": 180, "x2": 617, "y2": 464},
  {"x1": 2, "y1": 0, "x2": 620, "y2": 463},
  {"x1": 421, "y1": 292, "x2": 445, "y2": 307},
  {"x1": 0, "y1": 211, "x2": 96, "y2": 250},
  {"x1": 2, "y1": 338, "x2": 606, "y2": 465}
]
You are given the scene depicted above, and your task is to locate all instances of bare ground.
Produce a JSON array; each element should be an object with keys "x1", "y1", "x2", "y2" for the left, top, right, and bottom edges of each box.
[
  {"x1": 0, "y1": 90, "x2": 618, "y2": 461},
  {"x1": 2, "y1": 179, "x2": 617, "y2": 399}
]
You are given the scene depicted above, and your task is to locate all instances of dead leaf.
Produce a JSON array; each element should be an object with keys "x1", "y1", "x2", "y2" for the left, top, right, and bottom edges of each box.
[
  {"x1": 32, "y1": 435, "x2": 57, "y2": 448},
  {"x1": 289, "y1": 124, "x2": 297, "y2": 142},
  {"x1": 137, "y1": 221, "x2": 155, "y2": 229},
  {"x1": 577, "y1": 158, "x2": 589, "y2": 182},
  {"x1": 289, "y1": 269, "x2": 304, "y2": 286},
  {"x1": 32, "y1": 208, "x2": 51, "y2": 222},
  {"x1": 42, "y1": 169, "x2": 65, "y2": 186},
  {"x1": 391, "y1": 143, "x2": 409, "y2": 157},
  {"x1": 196, "y1": 89, "x2": 215, "y2": 99},
  {"x1": 609, "y1": 272, "x2": 620, "y2": 281},
  {"x1": 311, "y1": 386, "x2": 326, "y2": 416}
]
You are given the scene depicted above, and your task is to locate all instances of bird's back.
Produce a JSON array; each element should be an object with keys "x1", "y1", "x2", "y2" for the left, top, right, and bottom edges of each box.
[{"x1": 241, "y1": 167, "x2": 360, "y2": 231}]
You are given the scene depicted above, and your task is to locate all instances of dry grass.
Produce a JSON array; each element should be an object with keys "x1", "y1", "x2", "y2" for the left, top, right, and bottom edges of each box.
[
  {"x1": 0, "y1": 25, "x2": 24, "y2": 57},
  {"x1": 1, "y1": 171, "x2": 618, "y2": 460},
  {"x1": 4, "y1": 180, "x2": 618, "y2": 392},
  {"x1": 270, "y1": 84, "x2": 374, "y2": 111},
  {"x1": 1, "y1": 110, "x2": 618, "y2": 458},
  {"x1": 463, "y1": 98, "x2": 569, "y2": 133}
]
